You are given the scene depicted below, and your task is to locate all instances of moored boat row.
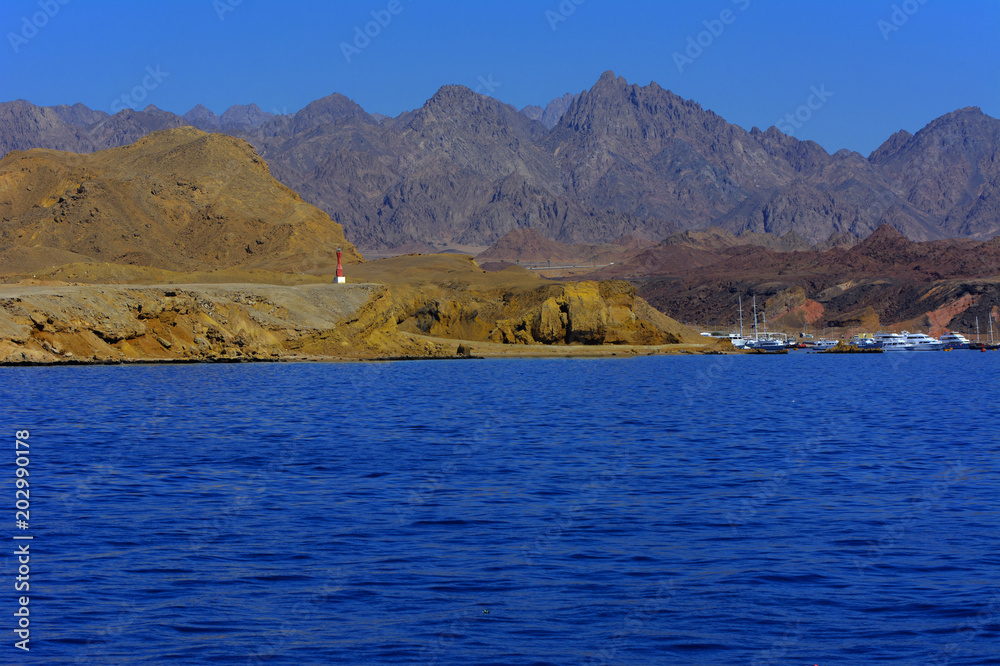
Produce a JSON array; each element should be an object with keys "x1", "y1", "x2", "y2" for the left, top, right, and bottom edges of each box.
[
  {"x1": 698, "y1": 329, "x2": 998, "y2": 352},
  {"x1": 699, "y1": 296, "x2": 999, "y2": 352}
]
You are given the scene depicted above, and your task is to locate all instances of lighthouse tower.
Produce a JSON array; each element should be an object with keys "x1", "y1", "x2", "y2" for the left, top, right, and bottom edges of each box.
[{"x1": 336, "y1": 247, "x2": 346, "y2": 284}]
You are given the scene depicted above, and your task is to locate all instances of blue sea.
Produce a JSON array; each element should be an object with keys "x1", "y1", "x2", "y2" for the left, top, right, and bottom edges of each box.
[{"x1": 2, "y1": 352, "x2": 999, "y2": 664}]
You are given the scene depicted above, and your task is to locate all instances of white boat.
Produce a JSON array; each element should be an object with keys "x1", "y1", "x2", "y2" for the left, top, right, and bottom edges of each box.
[
  {"x1": 850, "y1": 334, "x2": 880, "y2": 350},
  {"x1": 874, "y1": 332, "x2": 911, "y2": 351},
  {"x1": 812, "y1": 339, "x2": 840, "y2": 351},
  {"x1": 902, "y1": 331, "x2": 945, "y2": 351},
  {"x1": 938, "y1": 331, "x2": 971, "y2": 350},
  {"x1": 727, "y1": 333, "x2": 748, "y2": 349},
  {"x1": 745, "y1": 338, "x2": 787, "y2": 351}
]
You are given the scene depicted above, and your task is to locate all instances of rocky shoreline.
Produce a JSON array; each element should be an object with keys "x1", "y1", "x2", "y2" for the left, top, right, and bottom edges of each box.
[{"x1": 0, "y1": 270, "x2": 707, "y2": 365}]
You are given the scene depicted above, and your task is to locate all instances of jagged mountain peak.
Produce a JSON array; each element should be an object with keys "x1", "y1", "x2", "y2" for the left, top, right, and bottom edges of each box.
[
  {"x1": 589, "y1": 70, "x2": 670, "y2": 96},
  {"x1": 867, "y1": 104, "x2": 1000, "y2": 235},
  {"x1": 182, "y1": 104, "x2": 221, "y2": 131},
  {"x1": 50, "y1": 102, "x2": 109, "y2": 127},
  {"x1": 940, "y1": 106, "x2": 986, "y2": 121},
  {"x1": 869, "y1": 129, "x2": 914, "y2": 162},
  {"x1": 555, "y1": 71, "x2": 717, "y2": 140},
  {"x1": 250, "y1": 93, "x2": 374, "y2": 138},
  {"x1": 422, "y1": 84, "x2": 522, "y2": 115},
  {"x1": 927, "y1": 107, "x2": 999, "y2": 144},
  {"x1": 295, "y1": 93, "x2": 371, "y2": 123},
  {"x1": 399, "y1": 84, "x2": 545, "y2": 140},
  {"x1": 548, "y1": 71, "x2": 796, "y2": 207},
  {"x1": 219, "y1": 103, "x2": 274, "y2": 131},
  {"x1": 184, "y1": 103, "x2": 215, "y2": 116},
  {"x1": 897, "y1": 105, "x2": 1000, "y2": 153},
  {"x1": 593, "y1": 69, "x2": 626, "y2": 88}
]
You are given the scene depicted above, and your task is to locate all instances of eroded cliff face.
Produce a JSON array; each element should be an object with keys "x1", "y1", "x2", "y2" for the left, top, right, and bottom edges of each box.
[
  {"x1": 391, "y1": 279, "x2": 681, "y2": 347},
  {"x1": 489, "y1": 281, "x2": 678, "y2": 345},
  {"x1": 0, "y1": 276, "x2": 688, "y2": 364},
  {"x1": 0, "y1": 283, "x2": 397, "y2": 363}
]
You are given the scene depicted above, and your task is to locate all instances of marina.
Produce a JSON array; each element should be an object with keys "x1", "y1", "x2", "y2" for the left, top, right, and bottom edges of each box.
[
  {"x1": 696, "y1": 294, "x2": 1000, "y2": 353},
  {"x1": 698, "y1": 328, "x2": 1000, "y2": 352},
  {"x1": 699, "y1": 298, "x2": 999, "y2": 352}
]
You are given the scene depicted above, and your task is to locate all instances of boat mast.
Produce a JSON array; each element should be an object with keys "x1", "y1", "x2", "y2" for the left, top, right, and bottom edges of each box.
[
  {"x1": 976, "y1": 316, "x2": 981, "y2": 343},
  {"x1": 738, "y1": 295, "x2": 744, "y2": 338},
  {"x1": 752, "y1": 296, "x2": 759, "y2": 341}
]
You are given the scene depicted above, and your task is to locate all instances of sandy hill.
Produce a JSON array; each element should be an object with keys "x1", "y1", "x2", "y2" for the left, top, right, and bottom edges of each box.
[{"x1": 0, "y1": 127, "x2": 361, "y2": 275}]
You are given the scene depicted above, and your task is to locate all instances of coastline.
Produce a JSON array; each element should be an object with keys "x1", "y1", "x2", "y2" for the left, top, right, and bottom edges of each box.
[
  {"x1": 0, "y1": 339, "x2": 724, "y2": 367},
  {"x1": 0, "y1": 277, "x2": 713, "y2": 365}
]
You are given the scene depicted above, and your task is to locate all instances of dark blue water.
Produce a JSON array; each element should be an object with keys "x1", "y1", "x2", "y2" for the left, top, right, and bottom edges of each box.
[{"x1": 2, "y1": 352, "x2": 999, "y2": 664}]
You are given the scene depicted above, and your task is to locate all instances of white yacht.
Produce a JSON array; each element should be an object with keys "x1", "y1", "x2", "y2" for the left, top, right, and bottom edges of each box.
[
  {"x1": 850, "y1": 334, "x2": 880, "y2": 350},
  {"x1": 938, "y1": 331, "x2": 971, "y2": 350},
  {"x1": 812, "y1": 339, "x2": 840, "y2": 351},
  {"x1": 874, "y1": 332, "x2": 911, "y2": 351},
  {"x1": 902, "y1": 331, "x2": 945, "y2": 351},
  {"x1": 744, "y1": 337, "x2": 787, "y2": 351}
]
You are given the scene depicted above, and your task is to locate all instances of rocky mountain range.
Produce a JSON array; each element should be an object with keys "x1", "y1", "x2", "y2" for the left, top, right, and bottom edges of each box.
[{"x1": 2, "y1": 72, "x2": 998, "y2": 254}]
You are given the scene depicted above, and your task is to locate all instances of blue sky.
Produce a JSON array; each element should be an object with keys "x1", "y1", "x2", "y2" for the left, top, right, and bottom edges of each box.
[{"x1": 2, "y1": 0, "x2": 998, "y2": 155}]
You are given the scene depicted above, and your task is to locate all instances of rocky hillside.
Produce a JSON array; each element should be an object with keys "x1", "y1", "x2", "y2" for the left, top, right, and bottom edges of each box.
[
  {"x1": 2, "y1": 72, "x2": 998, "y2": 253},
  {"x1": 475, "y1": 227, "x2": 653, "y2": 266},
  {"x1": 0, "y1": 127, "x2": 362, "y2": 275},
  {"x1": 601, "y1": 225, "x2": 1000, "y2": 337}
]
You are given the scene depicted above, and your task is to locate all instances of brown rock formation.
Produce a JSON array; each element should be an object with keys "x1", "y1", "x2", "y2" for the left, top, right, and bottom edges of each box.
[{"x1": 487, "y1": 281, "x2": 680, "y2": 346}]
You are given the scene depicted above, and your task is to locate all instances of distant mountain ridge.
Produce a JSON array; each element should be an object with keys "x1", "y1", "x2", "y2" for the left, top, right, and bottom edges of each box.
[{"x1": 2, "y1": 72, "x2": 998, "y2": 253}]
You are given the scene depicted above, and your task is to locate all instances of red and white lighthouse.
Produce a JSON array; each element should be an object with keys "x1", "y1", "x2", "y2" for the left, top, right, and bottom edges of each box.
[{"x1": 336, "y1": 247, "x2": 346, "y2": 284}]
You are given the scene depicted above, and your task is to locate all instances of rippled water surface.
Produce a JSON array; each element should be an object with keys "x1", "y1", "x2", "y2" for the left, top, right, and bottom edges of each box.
[{"x1": 2, "y1": 353, "x2": 999, "y2": 664}]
